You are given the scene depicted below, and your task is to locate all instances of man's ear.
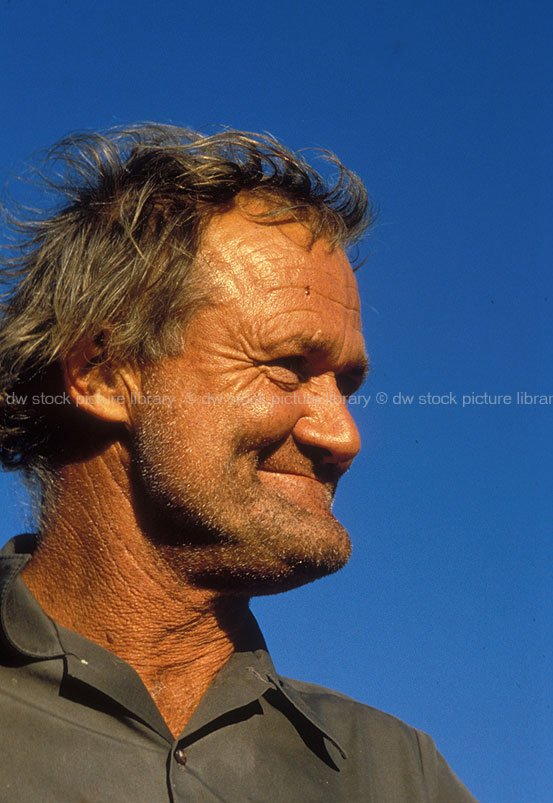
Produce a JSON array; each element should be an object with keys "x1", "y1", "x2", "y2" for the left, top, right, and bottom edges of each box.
[{"x1": 61, "y1": 333, "x2": 141, "y2": 428}]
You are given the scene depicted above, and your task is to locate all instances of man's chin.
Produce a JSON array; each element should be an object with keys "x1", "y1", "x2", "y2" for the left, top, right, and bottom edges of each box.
[
  {"x1": 189, "y1": 509, "x2": 352, "y2": 596},
  {"x1": 132, "y1": 463, "x2": 352, "y2": 595},
  {"x1": 150, "y1": 504, "x2": 352, "y2": 596},
  {"x1": 191, "y1": 542, "x2": 352, "y2": 596}
]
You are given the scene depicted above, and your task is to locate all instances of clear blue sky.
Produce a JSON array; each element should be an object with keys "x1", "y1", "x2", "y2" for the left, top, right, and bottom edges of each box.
[{"x1": 1, "y1": 1, "x2": 551, "y2": 800}]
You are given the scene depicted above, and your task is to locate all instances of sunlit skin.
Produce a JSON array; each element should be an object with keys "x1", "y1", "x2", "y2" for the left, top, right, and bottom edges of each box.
[
  {"x1": 22, "y1": 202, "x2": 368, "y2": 736},
  {"x1": 132, "y1": 206, "x2": 368, "y2": 589}
]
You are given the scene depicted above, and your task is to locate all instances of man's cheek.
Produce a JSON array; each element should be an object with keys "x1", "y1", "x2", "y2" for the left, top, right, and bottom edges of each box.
[{"x1": 237, "y1": 413, "x2": 302, "y2": 455}]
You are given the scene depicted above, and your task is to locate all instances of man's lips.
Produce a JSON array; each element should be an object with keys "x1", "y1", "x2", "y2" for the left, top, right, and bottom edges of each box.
[
  {"x1": 257, "y1": 468, "x2": 320, "y2": 482},
  {"x1": 256, "y1": 468, "x2": 336, "y2": 515}
]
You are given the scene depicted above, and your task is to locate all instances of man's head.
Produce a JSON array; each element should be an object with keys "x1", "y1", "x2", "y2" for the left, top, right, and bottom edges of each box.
[{"x1": 0, "y1": 124, "x2": 372, "y2": 591}]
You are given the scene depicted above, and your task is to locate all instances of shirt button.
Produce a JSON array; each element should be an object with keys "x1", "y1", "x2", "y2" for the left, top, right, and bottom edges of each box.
[{"x1": 174, "y1": 747, "x2": 187, "y2": 767}]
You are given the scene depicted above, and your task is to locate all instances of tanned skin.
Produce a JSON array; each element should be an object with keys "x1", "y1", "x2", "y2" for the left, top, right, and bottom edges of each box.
[{"x1": 22, "y1": 205, "x2": 368, "y2": 737}]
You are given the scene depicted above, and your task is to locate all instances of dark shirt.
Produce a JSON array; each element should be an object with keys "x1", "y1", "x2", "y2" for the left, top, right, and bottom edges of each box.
[{"x1": 0, "y1": 536, "x2": 477, "y2": 802}]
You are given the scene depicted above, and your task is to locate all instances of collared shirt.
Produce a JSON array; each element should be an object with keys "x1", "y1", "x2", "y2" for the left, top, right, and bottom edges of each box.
[{"x1": 0, "y1": 536, "x2": 477, "y2": 802}]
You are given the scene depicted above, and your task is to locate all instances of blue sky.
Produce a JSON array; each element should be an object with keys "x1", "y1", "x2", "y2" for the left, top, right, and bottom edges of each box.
[{"x1": 1, "y1": 1, "x2": 551, "y2": 799}]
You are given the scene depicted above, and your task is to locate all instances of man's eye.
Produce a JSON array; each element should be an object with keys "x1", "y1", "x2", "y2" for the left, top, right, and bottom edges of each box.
[
  {"x1": 265, "y1": 357, "x2": 307, "y2": 384},
  {"x1": 337, "y1": 369, "x2": 367, "y2": 398}
]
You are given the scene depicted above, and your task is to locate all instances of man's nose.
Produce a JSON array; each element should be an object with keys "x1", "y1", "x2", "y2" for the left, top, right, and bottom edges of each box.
[{"x1": 291, "y1": 383, "x2": 361, "y2": 468}]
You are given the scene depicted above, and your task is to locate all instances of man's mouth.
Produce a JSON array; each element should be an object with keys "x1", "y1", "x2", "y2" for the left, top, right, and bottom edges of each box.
[
  {"x1": 258, "y1": 468, "x2": 320, "y2": 482},
  {"x1": 256, "y1": 468, "x2": 336, "y2": 515}
]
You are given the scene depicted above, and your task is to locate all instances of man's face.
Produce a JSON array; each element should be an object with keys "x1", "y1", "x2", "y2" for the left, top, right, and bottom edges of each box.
[{"x1": 133, "y1": 206, "x2": 368, "y2": 594}]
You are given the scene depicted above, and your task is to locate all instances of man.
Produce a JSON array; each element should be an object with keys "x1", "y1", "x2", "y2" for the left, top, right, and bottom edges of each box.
[{"x1": 0, "y1": 125, "x2": 476, "y2": 801}]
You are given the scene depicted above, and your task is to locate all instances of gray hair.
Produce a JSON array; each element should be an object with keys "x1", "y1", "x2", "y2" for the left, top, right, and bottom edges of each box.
[{"x1": 0, "y1": 123, "x2": 373, "y2": 492}]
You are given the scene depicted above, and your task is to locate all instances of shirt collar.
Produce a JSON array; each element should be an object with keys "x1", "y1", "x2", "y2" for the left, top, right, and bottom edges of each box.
[
  {"x1": 0, "y1": 535, "x2": 346, "y2": 756},
  {"x1": 0, "y1": 534, "x2": 63, "y2": 658}
]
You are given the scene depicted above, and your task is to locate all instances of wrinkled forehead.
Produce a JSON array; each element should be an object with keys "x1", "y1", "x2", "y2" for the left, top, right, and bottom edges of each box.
[{"x1": 197, "y1": 208, "x2": 361, "y2": 319}]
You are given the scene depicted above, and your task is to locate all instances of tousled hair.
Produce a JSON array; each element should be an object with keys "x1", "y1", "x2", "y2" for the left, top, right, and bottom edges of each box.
[{"x1": 0, "y1": 123, "x2": 373, "y2": 493}]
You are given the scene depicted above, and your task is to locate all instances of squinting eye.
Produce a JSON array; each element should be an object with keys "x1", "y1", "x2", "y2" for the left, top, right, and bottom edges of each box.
[
  {"x1": 337, "y1": 370, "x2": 367, "y2": 398},
  {"x1": 265, "y1": 356, "x2": 308, "y2": 384}
]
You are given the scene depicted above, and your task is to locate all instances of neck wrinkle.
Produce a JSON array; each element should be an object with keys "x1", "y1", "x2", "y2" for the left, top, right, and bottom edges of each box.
[{"x1": 21, "y1": 448, "x2": 251, "y2": 737}]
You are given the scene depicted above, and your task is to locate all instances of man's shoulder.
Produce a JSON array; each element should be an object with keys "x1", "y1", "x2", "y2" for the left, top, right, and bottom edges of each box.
[
  {"x1": 279, "y1": 674, "x2": 419, "y2": 734},
  {"x1": 280, "y1": 674, "x2": 383, "y2": 710},
  {"x1": 280, "y1": 677, "x2": 424, "y2": 741},
  {"x1": 275, "y1": 675, "x2": 478, "y2": 802}
]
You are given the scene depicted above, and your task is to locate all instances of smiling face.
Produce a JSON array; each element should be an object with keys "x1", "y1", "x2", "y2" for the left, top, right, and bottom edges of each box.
[{"x1": 132, "y1": 204, "x2": 368, "y2": 594}]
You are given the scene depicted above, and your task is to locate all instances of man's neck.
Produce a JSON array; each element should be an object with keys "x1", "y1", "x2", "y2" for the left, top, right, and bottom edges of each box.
[{"x1": 21, "y1": 449, "x2": 250, "y2": 738}]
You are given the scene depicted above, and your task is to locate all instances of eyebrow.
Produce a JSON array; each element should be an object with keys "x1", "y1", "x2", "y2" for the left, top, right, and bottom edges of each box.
[{"x1": 272, "y1": 334, "x2": 371, "y2": 379}]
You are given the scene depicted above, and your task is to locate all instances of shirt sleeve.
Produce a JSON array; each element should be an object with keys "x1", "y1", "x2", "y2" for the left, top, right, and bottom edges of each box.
[{"x1": 416, "y1": 729, "x2": 480, "y2": 802}]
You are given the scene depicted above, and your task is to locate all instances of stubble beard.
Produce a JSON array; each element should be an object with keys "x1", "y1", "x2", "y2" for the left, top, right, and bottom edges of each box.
[{"x1": 130, "y1": 427, "x2": 352, "y2": 596}]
